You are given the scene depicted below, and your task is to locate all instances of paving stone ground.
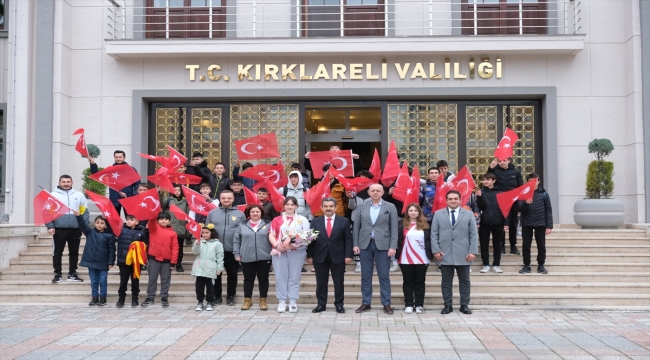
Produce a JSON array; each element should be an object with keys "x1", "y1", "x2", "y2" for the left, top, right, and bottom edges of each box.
[{"x1": 0, "y1": 305, "x2": 648, "y2": 359}]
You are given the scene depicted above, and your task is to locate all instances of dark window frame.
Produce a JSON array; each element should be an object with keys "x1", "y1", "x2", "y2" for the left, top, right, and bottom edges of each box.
[
  {"x1": 144, "y1": 0, "x2": 228, "y2": 39},
  {"x1": 460, "y1": 0, "x2": 547, "y2": 35}
]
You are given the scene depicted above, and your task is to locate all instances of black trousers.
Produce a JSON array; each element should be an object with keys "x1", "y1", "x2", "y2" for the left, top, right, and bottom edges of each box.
[
  {"x1": 314, "y1": 253, "x2": 346, "y2": 307},
  {"x1": 502, "y1": 207, "x2": 519, "y2": 247},
  {"x1": 52, "y1": 228, "x2": 82, "y2": 275},
  {"x1": 242, "y1": 260, "x2": 271, "y2": 298},
  {"x1": 522, "y1": 226, "x2": 547, "y2": 266},
  {"x1": 399, "y1": 264, "x2": 428, "y2": 308},
  {"x1": 118, "y1": 264, "x2": 140, "y2": 297},
  {"x1": 440, "y1": 265, "x2": 471, "y2": 307},
  {"x1": 479, "y1": 225, "x2": 503, "y2": 266},
  {"x1": 196, "y1": 276, "x2": 215, "y2": 302},
  {"x1": 176, "y1": 235, "x2": 190, "y2": 265},
  {"x1": 214, "y1": 251, "x2": 238, "y2": 297}
]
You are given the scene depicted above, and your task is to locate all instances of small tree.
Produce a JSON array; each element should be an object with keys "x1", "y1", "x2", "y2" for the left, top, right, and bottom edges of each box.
[
  {"x1": 81, "y1": 144, "x2": 106, "y2": 198},
  {"x1": 585, "y1": 139, "x2": 614, "y2": 199}
]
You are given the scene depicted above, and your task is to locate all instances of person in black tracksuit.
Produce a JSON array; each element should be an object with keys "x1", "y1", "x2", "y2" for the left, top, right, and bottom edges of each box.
[
  {"x1": 486, "y1": 158, "x2": 524, "y2": 255},
  {"x1": 516, "y1": 173, "x2": 553, "y2": 275},
  {"x1": 115, "y1": 216, "x2": 148, "y2": 307},
  {"x1": 475, "y1": 173, "x2": 509, "y2": 273}
]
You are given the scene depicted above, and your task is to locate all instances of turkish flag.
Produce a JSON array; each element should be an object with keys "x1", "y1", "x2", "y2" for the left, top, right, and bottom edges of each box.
[
  {"x1": 73, "y1": 128, "x2": 89, "y2": 158},
  {"x1": 33, "y1": 190, "x2": 72, "y2": 226},
  {"x1": 402, "y1": 165, "x2": 421, "y2": 214},
  {"x1": 381, "y1": 140, "x2": 400, "y2": 187},
  {"x1": 304, "y1": 174, "x2": 331, "y2": 216},
  {"x1": 391, "y1": 162, "x2": 413, "y2": 202},
  {"x1": 89, "y1": 165, "x2": 141, "y2": 192},
  {"x1": 138, "y1": 152, "x2": 165, "y2": 163},
  {"x1": 169, "y1": 203, "x2": 201, "y2": 240},
  {"x1": 369, "y1": 148, "x2": 382, "y2": 183},
  {"x1": 331, "y1": 167, "x2": 374, "y2": 194},
  {"x1": 168, "y1": 173, "x2": 203, "y2": 187},
  {"x1": 162, "y1": 146, "x2": 187, "y2": 172},
  {"x1": 309, "y1": 150, "x2": 355, "y2": 178},
  {"x1": 181, "y1": 186, "x2": 217, "y2": 216},
  {"x1": 255, "y1": 177, "x2": 285, "y2": 212},
  {"x1": 433, "y1": 175, "x2": 454, "y2": 213},
  {"x1": 235, "y1": 133, "x2": 281, "y2": 160},
  {"x1": 118, "y1": 188, "x2": 162, "y2": 220},
  {"x1": 147, "y1": 167, "x2": 176, "y2": 193},
  {"x1": 85, "y1": 190, "x2": 124, "y2": 236},
  {"x1": 497, "y1": 178, "x2": 538, "y2": 217},
  {"x1": 450, "y1": 166, "x2": 476, "y2": 206},
  {"x1": 241, "y1": 163, "x2": 289, "y2": 189},
  {"x1": 494, "y1": 127, "x2": 519, "y2": 160},
  {"x1": 237, "y1": 186, "x2": 263, "y2": 212}
]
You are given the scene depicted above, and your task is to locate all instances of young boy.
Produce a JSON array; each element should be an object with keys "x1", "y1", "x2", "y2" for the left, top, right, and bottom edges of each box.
[
  {"x1": 436, "y1": 160, "x2": 454, "y2": 181},
  {"x1": 256, "y1": 188, "x2": 278, "y2": 221},
  {"x1": 193, "y1": 182, "x2": 220, "y2": 224},
  {"x1": 233, "y1": 161, "x2": 256, "y2": 190},
  {"x1": 162, "y1": 184, "x2": 191, "y2": 271},
  {"x1": 230, "y1": 180, "x2": 246, "y2": 207},
  {"x1": 517, "y1": 173, "x2": 553, "y2": 275},
  {"x1": 142, "y1": 212, "x2": 179, "y2": 307},
  {"x1": 420, "y1": 167, "x2": 439, "y2": 221},
  {"x1": 137, "y1": 183, "x2": 151, "y2": 227},
  {"x1": 116, "y1": 215, "x2": 147, "y2": 307},
  {"x1": 74, "y1": 211, "x2": 117, "y2": 306},
  {"x1": 475, "y1": 173, "x2": 508, "y2": 274}
]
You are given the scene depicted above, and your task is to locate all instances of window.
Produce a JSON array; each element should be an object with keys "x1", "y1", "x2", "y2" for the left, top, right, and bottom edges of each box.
[
  {"x1": 301, "y1": 0, "x2": 385, "y2": 37},
  {"x1": 145, "y1": 0, "x2": 227, "y2": 39},
  {"x1": 461, "y1": 0, "x2": 547, "y2": 35},
  {"x1": 0, "y1": 0, "x2": 7, "y2": 33}
]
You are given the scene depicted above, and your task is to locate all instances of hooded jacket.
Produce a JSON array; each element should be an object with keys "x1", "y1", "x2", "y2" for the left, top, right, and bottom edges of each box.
[
  {"x1": 147, "y1": 221, "x2": 179, "y2": 264},
  {"x1": 205, "y1": 205, "x2": 246, "y2": 252},
  {"x1": 90, "y1": 162, "x2": 141, "y2": 207},
  {"x1": 517, "y1": 188, "x2": 553, "y2": 229},
  {"x1": 45, "y1": 187, "x2": 89, "y2": 229},
  {"x1": 278, "y1": 171, "x2": 312, "y2": 220},
  {"x1": 233, "y1": 219, "x2": 272, "y2": 263},
  {"x1": 191, "y1": 238, "x2": 225, "y2": 279},
  {"x1": 476, "y1": 186, "x2": 510, "y2": 226},
  {"x1": 77, "y1": 216, "x2": 117, "y2": 271},
  {"x1": 209, "y1": 174, "x2": 233, "y2": 199},
  {"x1": 116, "y1": 224, "x2": 147, "y2": 265},
  {"x1": 162, "y1": 194, "x2": 190, "y2": 238},
  {"x1": 486, "y1": 163, "x2": 524, "y2": 191}
]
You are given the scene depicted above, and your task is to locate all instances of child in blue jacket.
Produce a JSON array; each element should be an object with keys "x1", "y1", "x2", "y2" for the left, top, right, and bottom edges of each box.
[{"x1": 75, "y1": 211, "x2": 117, "y2": 306}]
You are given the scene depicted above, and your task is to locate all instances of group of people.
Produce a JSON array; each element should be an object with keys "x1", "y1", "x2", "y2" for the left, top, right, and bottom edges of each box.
[{"x1": 46, "y1": 146, "x2": 553, "y2": 314}]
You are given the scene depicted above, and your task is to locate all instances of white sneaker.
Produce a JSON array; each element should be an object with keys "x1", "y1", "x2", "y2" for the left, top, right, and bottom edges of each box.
[
  {"x1": 480, "y1": 265, "x2": 490, "y2": 273},
  {"x1": 277, "y1": 303, "x2": 287, "y2": 313},
  {"x1": 390, "y1": 263, "x2": 399, "y2": 272},
  {"x1": 205, "y1": 303, "x2": 213, "y2": 311},
  {"x1": 470, "y1": 267, "x2": 473, "y2": 273},
  {"x1": 289, "y1": 302, "x2": 298, "y2": 313},
  {"x1": 195, "y1": 302, "x2": 203, "y2": 311},
  {"x1": 415, "y1": 307, "x2": 424, "y2": 314},
  {"x1": 493, "y1": 266, "x2": 503, "y2": 273},
  {"x1": 355, "y1": 262, "x2": 362, "y2": 273},
  {"x1": 404, "y1": 307, "x2": 414, "y2": 314}
]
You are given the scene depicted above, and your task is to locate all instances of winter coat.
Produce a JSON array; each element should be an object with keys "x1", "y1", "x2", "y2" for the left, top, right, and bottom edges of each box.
[
  {"x1": 517, "y1": 188, "x2": 553, "y2": 229},
  {"x1": 232, "y1": 190, "x2": 246, "y2": 207},
  {"x1": 147, "y1": 222, "x2": 179, "y2": 264},
  {"x1": 90, "y1": 162, "x2": 141, "y2": 207},
  {"x1": 186, "y1": 160, "x2": 213, "y2": 192},
  {"x1": 232, "y1": 166, "x2": 257, "y2": 190},
  {"x1": 278, "y1": 171, "x2": 312, "y2": 220},
  {"x1": 397, "y1": 222, "x2": 432, "y2": 261},
  {"x1": 261, "y1": 200, "x2": 279, "y2": 222},
  {"x1": 162, "y1": 195, "x2": 190, "y2": 238},
  {"x1": 313, "y1": 181, "x2": 348, "y2": 217},
  {"x1": 209, "y1": 174, "x2": 233, "y2": 199},
  {"x1": 420, "y1": 180, "x2": 437, "y2": 221},
  {"x1": 486, "y1": 163, "x2": 523, "y2": 191},
  {"x1": 233, "y1": 220, "x2": 272, "y2": 263},
  {"x1": 205, "y1": 206, "x2": 246, "y2": 252},
  {"x1": 191, "y1": 239, "x2": 225, "y2": 279},
  {"x1": 476, "y1": 187, "x2": 509, "y2": 226},
  {"x1": 116, "y1": 224, "x2": 147, "y2": 265},
  {"x1": 45, "y1": 187, "x2": 89, "y2": 229},
  {"x1": 77, "y1": 216, "x2": 117, "y2": 271}
]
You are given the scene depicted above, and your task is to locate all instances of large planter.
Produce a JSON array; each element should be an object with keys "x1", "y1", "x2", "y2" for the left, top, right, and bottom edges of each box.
[{"x1": 573, "y1": 199, "x2": 625, "y2": 228}]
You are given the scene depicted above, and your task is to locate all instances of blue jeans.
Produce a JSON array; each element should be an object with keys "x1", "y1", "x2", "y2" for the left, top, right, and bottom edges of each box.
[
  {"x1": 88, "y1": 268, "x2": 108, "y2": 297},
  {"x1": 360, "y1": 241, "x2": 391, "y2": 306}
]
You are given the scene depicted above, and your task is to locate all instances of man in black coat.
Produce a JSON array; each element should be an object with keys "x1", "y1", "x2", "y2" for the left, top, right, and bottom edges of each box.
[
  {"x1": 516, "y1": 173, "x2": 553, "y2": 275},
  {"x1": 187, "y1": 152, "x2": 214, "y2": 192},
  {"x1": 307, "y1": 197, "x2": 353, "y2": 314},
  {"x1": 475, "y1": 173, "x2": 509, "y2": 274},
  {"x1": 486, "y1": 157, "x2": 524, "y2": 255}
]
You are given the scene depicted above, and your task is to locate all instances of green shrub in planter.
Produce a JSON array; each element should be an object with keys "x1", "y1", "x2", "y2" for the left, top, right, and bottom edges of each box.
[
  {"x1": 82, "y1": 167, "x2": 107, "y2": 198},
  {"x1": 81, "y1": 144, "x2": 101, "y2": 159},
  {"x1": 585, "y1": 138, "x2": 614, "y2": 199}
]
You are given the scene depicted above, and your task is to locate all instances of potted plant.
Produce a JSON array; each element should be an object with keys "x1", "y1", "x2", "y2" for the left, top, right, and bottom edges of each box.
[{"x1": 573, "y1": 139, "x2": 625, "y2": 228}]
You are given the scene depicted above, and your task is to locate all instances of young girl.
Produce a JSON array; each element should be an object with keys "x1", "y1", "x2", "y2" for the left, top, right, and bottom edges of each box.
[
  {"x1": 397, "y1": 203, "x2": 432, "y2": 315},
  {"x1": 192, "y1": 223, "x2": 225, "y2": 311},
  {"x1": 74, "y1": 211, "x2": 117, "y2": 307}
]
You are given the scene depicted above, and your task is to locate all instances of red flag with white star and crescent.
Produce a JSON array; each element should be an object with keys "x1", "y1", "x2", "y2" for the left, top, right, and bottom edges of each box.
[
  {"x1": 86, "y1": 190, "x2": 124, "y2": 236},
  {"x1": 494, "y1": 127, "x2": 519, "y2": 160},
  {"x1": 73, "y1": 128, "x2": 89, "y2": 158},
  {"x1": 304, "y1": 172, "x2": 331, "y2": 216},
  {"x1": 118, "y1": 189, "x2": 162, "y2": 220},
  {"x1": 181, "y1": 186, "x2": 218, "y2": 216},
  {"x1": 235, "y1": 133, "x2": 281, "y2": 160},
  {"x1": 169, "y1": 203, "x2": 202, "y2": 240},
  {"x1": 496, "y1": 178, "x2": 538, "y2": 217},
  {"x1": 88, "y1": 165, "x2": 141, "y2": 192},
  {"x1": 33, "y1": 190, "x2": 71, "y2": 226}
]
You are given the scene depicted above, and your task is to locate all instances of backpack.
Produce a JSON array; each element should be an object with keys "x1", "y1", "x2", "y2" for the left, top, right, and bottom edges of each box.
[{"x1": 283, "y1": 186, "x2": 307, "y2": 197}]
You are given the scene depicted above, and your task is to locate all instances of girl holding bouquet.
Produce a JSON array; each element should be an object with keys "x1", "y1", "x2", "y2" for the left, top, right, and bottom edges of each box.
[{"x1": 269, "y1": 196, "x2": 311, "y2": 313}]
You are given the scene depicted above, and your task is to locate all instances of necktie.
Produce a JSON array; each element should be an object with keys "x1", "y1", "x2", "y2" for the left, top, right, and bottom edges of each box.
[
  {"x1": 326, "y1": 217, "x2": 332, "y2": 237},
  {"x1": 451, "y1": 210, "x2": 456, "y2": 226}
]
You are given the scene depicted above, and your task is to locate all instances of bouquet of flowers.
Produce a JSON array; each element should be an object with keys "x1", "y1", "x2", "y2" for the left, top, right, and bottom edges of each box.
[{"x1": 271, "y1": 228, "x2": 320, "y2": 256}]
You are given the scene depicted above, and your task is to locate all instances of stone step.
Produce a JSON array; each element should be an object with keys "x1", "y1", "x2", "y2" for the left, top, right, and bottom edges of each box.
[
  {"x1": 2, "y1": 290, "x2": 648, "y2": 307},
  {"x1": 1, "y1": 279, "x2": 646, "y2": 294}
]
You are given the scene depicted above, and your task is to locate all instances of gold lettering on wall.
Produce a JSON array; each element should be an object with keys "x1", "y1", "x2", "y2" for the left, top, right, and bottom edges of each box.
[
  {"x1": 265, "y1": 64, "x2": 279, "y2": 81},
  {"x1": 366, "y1": 64, "x2": 379, "y2": 80},
  {"x1": 496, "y1": 58, "x2": 502, "y2": 79},
  {"x1": 395, "y1": 63, "x2": 411, "y2": 79},
  {"x1": 282, "y1": 64, "x2": 297, "y2": 81},
  {"x1": 300, "y1": 64, "x2": 312, "y2": 80},
  {"x1": 478, "y1": 58, "x2": 493, "y2": 79},
  {"x1": 410, "y1": 63, "x2": 427, "y2": 79},
  {"x1": 469, "y1": 58, "x2": 475, "y2": 79},
  {"x1": 313, "y1": 64, "x2": 330, "y2": 80},
  {"x1": 349, "y1": 64, "x2": 363, "y2": 80},
  {"x1": 444, "y1": 59, "x2": 451, "y2": 79},
  {"x1": 186, "y1": 65, "x2": 200, "y2": 81},
  {"x1": 429, "y1": 63, "x2": 441, "y2": 79},
  {"x1": 453, "y1": 62, "x2": 467, "y2": 79},
  {"x1": 332, "y1": 64, "x2": 347, "y2": 80},
  {"x1": 238, "y1": 64, "x2": 253, "y2": 81}
]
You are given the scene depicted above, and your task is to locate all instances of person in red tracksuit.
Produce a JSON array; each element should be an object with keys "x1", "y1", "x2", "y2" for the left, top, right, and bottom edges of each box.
[{"x1": 141, "y1": 212, "x2": 179, "y2": 307}]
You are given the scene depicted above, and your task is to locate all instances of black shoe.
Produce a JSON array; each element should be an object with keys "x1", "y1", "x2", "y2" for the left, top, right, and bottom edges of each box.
[
  {"x1": 98, "y1": 297, "x2": 107, "y2": 306},
  {"x1": 161, "y1": 298, "x2": 169, "y2": 307},
  {"x1": 52, "y1": 274, "x2": 63, "y2": 283},
  {"x1": 116, "y1": 296, "x2": 125, "y2": 308},
  {"x1": 510, "y1": 246, "x2": 520, "y2": 255},
  {"x1": 176, "y1": 265, "x2": 184, "y2": 273},
  {"x1": 312, "y1": 305, "x2": 326, "y2": 313},
  {"x1": 141, "y1": 265, "x2": 147, "y2": 272},
  {"x1": 226, "y1": 296, "x2": 235, "y2": 306},
  {"x1": 460, "y1": 305, "x2": 472, "y2": 315},
  {"x1": 67, "y1": 273, "x2": 83, "y2": 282},
  {"x1": 89, "y1": 297, "x2": 98, "y2": 306},
  {"x1": 214, "y1": 297, "x2": 223, "y2": 305},
  {"x1": 355, "y1": 304, "x2": 371, "y2": 313},
  {"x1": 141, "y1": 298, "x2": 154, "y2": 306},
  {"x1": 501, "y1": 247, "x2": 506, "y2": 254},
  {"x1": 301, "y1": 267, "x2": 307, "y2": 273},
  {"x1": 519, "y1": 265, "x2": 531, "y2": 274},
  {"x1": 185, "y1": 238, "x2": 192, "y2": 246},
  {"x1": 335, "y1": 305, "x2": 345, "y2": 314},
  {"x1": 238, "y1": 264, "x2": 242, "y2": 273},
  {"x1": 537, "y1": 265, "x2": 548, "y2": 274},
  {"x1": 441, "y1": 306, "x2": 453, "y2": 314},
  {"x1": 131, "y1": 296, "x2": 139, "y2": 307}
]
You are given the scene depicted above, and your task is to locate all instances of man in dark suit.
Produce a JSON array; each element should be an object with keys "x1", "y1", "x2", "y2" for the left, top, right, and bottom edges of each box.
[{"x1": 307, "y1": 198, "x2": 353, "y2": 314}]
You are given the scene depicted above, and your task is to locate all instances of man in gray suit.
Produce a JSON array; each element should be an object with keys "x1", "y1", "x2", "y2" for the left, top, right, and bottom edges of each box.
[
  {"x1": 353, "y1": 183, "x2": 399, "y2": 315},
  {"x1": 431, "y1": 190, "x2": 479, "y2": 315}
]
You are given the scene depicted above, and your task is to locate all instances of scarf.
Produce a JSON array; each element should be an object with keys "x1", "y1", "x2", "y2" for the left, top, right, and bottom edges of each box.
[{"x1": 125, "y1": 241, "x2": 148, "y2": 279}]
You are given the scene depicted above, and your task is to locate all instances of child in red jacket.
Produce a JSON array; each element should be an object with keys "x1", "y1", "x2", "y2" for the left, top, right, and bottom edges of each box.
[{"x1": 142, "y1": 212, "x2": 179, "y2": 307}]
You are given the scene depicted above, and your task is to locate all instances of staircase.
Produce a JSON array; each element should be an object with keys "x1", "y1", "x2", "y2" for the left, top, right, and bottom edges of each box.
[{"x1": 1, "y1": 228, "x2": 649, "y2": 308}]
